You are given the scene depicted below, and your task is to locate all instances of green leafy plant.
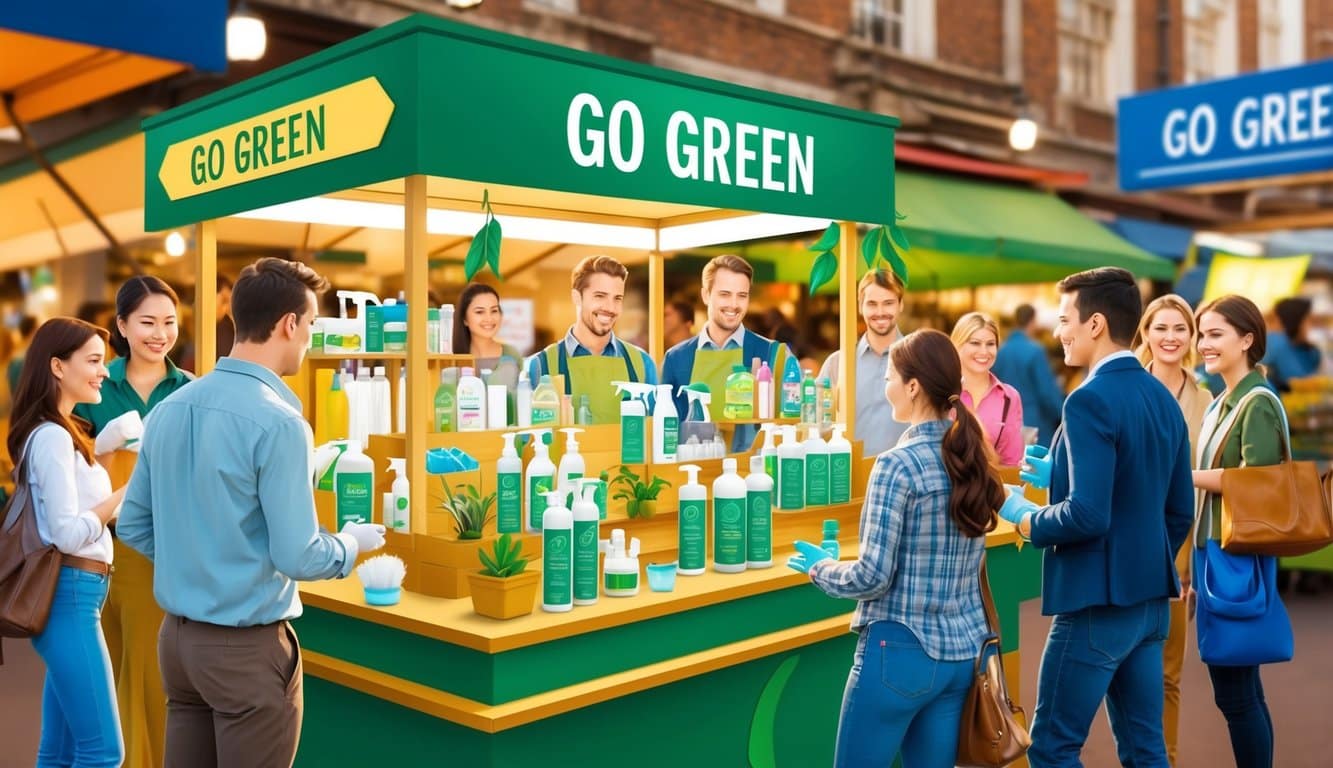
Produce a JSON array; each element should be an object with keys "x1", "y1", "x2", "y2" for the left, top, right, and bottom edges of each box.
[
  {"x1": 477, "y1": 533, "x2": 528, "y2": 578},
  {"x1": 609, "y1": 465, "x2": 671, "y2": 518},
  {"x1": 464, "y1": 188, "x2": 503, "y2": 281},
  {"x1": 806, "y1": 213, "x2": 911, "y2": 294},
  {"x1": 439, "y1": 481, "x2": 496, "y2": 540}
]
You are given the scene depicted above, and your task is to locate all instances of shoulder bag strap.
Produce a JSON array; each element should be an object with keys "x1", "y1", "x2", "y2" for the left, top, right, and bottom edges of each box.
[{"x1": 979, "y1": 554, "x2": 1000, "y2": 635}]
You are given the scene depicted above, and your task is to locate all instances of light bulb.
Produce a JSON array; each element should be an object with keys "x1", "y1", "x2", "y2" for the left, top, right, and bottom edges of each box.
[
  {"x1": 227, "y1": 8, "x2": 267, "y2": 62},
  {"x1": 1009, "y1": 117, "x2": 1038, "y2": 152},
  {"x1": 165, "y1": 231, "x2": 187, "y2": 257}
]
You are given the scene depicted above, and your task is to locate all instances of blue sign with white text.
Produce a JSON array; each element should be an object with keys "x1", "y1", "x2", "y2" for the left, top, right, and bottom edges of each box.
[{"x1": 1118, "y1": 58, "x2": 1333, "y2": 190}]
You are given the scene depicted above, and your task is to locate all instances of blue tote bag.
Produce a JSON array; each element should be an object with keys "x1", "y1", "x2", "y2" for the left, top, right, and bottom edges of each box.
[{"x1": 1194, "y1": 541, "x2": 1293, "y2": 666}]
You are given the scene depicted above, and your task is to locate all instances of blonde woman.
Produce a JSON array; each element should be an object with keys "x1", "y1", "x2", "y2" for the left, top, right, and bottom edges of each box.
[
  {"x1": 950, "y1": 312, "x2": 1024, "y2": 465},
  {"x1": 1132, "y1": 294, "x2": 1212, "y2": 767}
]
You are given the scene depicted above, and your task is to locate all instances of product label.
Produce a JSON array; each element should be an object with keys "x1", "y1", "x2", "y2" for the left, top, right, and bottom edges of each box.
[
  {"x1": 532, "y1": 407, "x2": 557, "y2": 426},
  {"x1": 543, "y1": 529, "x2": 571, "y2": 606},
  {"x1": 325, "y1": 333, "x2": 362, "y2": 351},
  {"x1": 723, "y1": 377, "x2": 754, "y2": 420},
  {"x1": 392, "y1": 495, "x2": 409, "y2": 531},
  {"x1": 678, "y1": 499, "x2": 707, "y2": 571},
  {"x1": 782, "y1": 382, "x2": 802, "y2": 417},
  {"x1": 779, "y1": 458, "x2": 805, "y2": 510},
  {"x1": 365, "y1": 306, "x2": 384, "y2": 352},
  {"x1": 457, "y1": 390, "x2": 485, "y2": 430},
  {"x1": 830, "y1": 451, "x2": 851, "y2": 504},
  {"x1": 604, "y1": 571, "x2": 638, "y2": 592},
  {"x1": 529, "y1": 475, "x2": 552, "y2": 530},
  {"x1": 573, "y1": 520, "x2": 599, "y2": 601},
  {"x1": 434, "y1": 390, "x2": 455, "y2": 432},
  {"x1": 806, "y1": 454, "x2": 830, "y2": 506},
  {"x1": 713, "y1": 496, "x2": 746, "y2": 566},
  {"x1": 312, "y1": 329, "x2": 325, "y2": 352},
  {"x1": 335, "y1": 471, "x2": 373, "y2": 527},
  {"x1": 497, "y1": 471, "x2": 522, "y2": 533},
  {"x1": 621, "y1": 414, "x2": 645, "y2": 463},
  {"x1": 764, "y1": 453, "x2": 777, "y2": 482},
  {"x1": 662, "y1": 416, "x2": 679, "y2": 457},
  {"x1": 747, "y1": 489, "x2": 772, "y2": 563}
]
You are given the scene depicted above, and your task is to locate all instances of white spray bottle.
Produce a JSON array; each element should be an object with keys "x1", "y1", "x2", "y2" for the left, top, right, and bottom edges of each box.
[
  {"x1": 612, "y1": 382, "x2": 655, "y2": 465},
  {"x1": 557, "y1": 427, "x2": 585, "y2": 489},
  {"x1": 653, "y1": 383, "x2": 679, "y2": 463},
  {"x1": 387, "y1": 457, "x2": 410, "y2": 533}
]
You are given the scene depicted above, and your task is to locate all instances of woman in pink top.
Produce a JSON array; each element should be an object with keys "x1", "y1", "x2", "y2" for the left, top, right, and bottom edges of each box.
[{"x1": 951, "y1": 312, "x2": 1025, "y2": 465}]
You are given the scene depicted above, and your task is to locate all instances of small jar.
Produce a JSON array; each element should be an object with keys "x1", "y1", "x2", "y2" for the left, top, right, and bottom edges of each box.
[{"x1": 383, "y1": 321, "x2": 408, "y2": 352}]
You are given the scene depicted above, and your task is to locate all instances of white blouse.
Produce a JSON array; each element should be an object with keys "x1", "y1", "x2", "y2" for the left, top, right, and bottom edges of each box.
[{"x1": 24, "y1": 423, "x2": 114, "y2": 563}]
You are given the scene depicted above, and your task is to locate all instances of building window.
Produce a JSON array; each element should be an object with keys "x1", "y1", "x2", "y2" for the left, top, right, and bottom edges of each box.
[
  {"x1": 1258, "y1": 0, "x2": 1304, "y2": 69},
  {"x1": 1058, "y1": 0, "x2": 1115, "y2": 103},
  {"x1": 755, "y1": 0, "x2": 786, "y2": 14},
  {"x1": 528, "y1": 0, "x2": 578, "y2": 13},
  {"x1": 1184, "y1": 0, "x2": 1237, "y2": 83},
  {"x1": 852, "y1": 0, "x2": 933, "y2": 57}
]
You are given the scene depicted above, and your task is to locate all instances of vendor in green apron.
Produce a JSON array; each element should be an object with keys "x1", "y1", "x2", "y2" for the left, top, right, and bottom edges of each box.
[
  {"x1": 661, "y1": 254, "x2": 789, "y2": 451},
  {"x1": 525, "y1": 255, "x2": 658, "y2": 425}
]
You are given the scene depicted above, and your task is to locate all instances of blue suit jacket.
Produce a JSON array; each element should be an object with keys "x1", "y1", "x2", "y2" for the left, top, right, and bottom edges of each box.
[
  {"x1": 1028, "y1": 355, "x2": 1194, "y2": 616},
  {"x1": 992, "y1": 330, "x2": 1064, "y2": 445}
]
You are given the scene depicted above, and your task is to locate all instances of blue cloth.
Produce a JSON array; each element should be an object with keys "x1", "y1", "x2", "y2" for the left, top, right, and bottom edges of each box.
[
  {"x1": 1262, "y1": 331, "x2": 1322, "y2": 392},
  {"x1": 833, "y1": 620, "x2": 974, "y2": 768},
  {"x1": 1028, "y1": 599, "x2": 1171, "y2": 767},
  {"x1": 660, "y1": 327, "x2": 782, "y2": 451},
  {"x1": 31, "y1": 567, "x2": 124, "y2": 768},
  {"x1": 1028, "y1": 356, "x2": 1194, "y2": 616},
  {"x1": 524, "y1": 327, "x2": 658, "y2": 389},
  {"x1": 118, "y1": 358, "x2": 355, "y2": 627},
  {"x1": 808, "y1": 420, "x2": 988, "y2": 661},
  {"x1": 992, "y1": 330, "x2": 1064, "y2": 445},
  {"x1": 1206, "y1": 664, "x2": 1274, "y2": 767}
]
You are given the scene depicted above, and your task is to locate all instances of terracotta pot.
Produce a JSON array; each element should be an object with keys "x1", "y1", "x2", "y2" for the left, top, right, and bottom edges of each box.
[{"x1": 467, "y1": 570, "x2": 541, "y2": 619}]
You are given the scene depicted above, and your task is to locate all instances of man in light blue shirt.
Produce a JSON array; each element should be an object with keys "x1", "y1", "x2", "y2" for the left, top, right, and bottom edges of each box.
[{"x1": 118, "y1": 257, "x2": 385, "y2": 768}]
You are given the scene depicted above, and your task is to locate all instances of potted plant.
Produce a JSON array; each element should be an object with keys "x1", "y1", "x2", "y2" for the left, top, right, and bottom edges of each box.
[
  {"x1": 609, "y1": 465, "x2": 671, "y2": 519},
  {"x1": 441, "y1": 481, "x2": 495, "y2": 540},
  {"x1": 468, "y1": 534, "x2": 540, "y2": 619}
]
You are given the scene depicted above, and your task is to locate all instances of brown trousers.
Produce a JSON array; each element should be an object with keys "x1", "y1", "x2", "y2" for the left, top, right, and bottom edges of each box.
[{"x1": 158, "y1": 615, "x2": 303, "y2": 768}]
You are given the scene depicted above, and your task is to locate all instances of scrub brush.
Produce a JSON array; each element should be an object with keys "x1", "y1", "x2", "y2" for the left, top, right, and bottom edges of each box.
[{"x1": 356, "y1": 554, "x2": 406, "y2": 606}]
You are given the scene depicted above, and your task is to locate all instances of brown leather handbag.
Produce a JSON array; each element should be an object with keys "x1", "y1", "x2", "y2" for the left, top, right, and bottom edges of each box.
[
  {"x1": 956, "y1": 557, "x2": 1030, "y2": 768},
  {"x1": 0, "y1": 450, "x2": 62, "y2": 665}
]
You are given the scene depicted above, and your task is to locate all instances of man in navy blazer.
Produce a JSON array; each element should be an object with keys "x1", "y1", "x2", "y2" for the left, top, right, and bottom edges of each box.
[
  {"x1": 999, "y1": 268, "x2": 1194, "y2": 767},
  {"x1": 992, "y1": 303, "x2": 1065, "y2": 445}
]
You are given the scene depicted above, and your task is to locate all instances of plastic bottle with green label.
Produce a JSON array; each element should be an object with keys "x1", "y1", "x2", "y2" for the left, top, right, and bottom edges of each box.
[
  {"x1": 800, "y1": 369, "x2": 817, "y2": 426},
  {"x1": 614, "y1": 381, "x2": 655, "y2": 464},
  {"x1": 828, "y1": 423, "x2": 852, "y2": 504},
  {"x1": 531, "y1": 374, "x2": 559, "y2": 427},
  {"x1": 334, "y1": 440, "x2": 374, "y2": 528},
  {"x1": 653, "y1": 383, "x2": 679, "y2": 463},
  {"x1": 746, "y1": 455, "x2": 773, "y2": 568},
  {"x1": 496, "y1": 432, "x2": 523, "y2": 534},
  {"x1": 819, "y1": 376, "x2": 835, "y2": 430},
  {"x1": 804, "y1": 425, "x2": 830, "y2": 507},
  {"x1": 778, "y1": 425, "x2": 805, "y2": 510},
  {"x1": 677, "y1": 464, "x2": 707, "y2": 575},
  {"x1": 723, "y1": 364, "x2": 755, "y2": 420},
  {"x1": 522, "y1": 429, "x2": 555, "y2": 532},
  {"x1": 387, "y1": 457, "x2": 410, "y2": 533},
  {"x1": 541, "y1": 491, "x2": 573, "y2": 613},
  {"x1": 758, "y1": 423, "x2": 779, "y2": 481},
  {"x1": 433, "y1": 369, "x2": 455, "y2": 433},
  {"x1": 572, "y1": 484, "x2": 600, "y2": 605},
  {"x1": 712, "y1": 458, "x2": 747, "y2": 573}
]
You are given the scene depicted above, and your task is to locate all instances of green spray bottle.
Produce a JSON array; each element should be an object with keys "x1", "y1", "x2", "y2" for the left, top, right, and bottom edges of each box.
[{"x1": 677, "y1": 464, "x2": 707, "y2": 576}]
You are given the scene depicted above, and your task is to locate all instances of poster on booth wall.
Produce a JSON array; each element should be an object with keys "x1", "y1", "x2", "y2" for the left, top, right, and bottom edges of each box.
[
  {"x1": 500, "y1": 298, "x2": 535, "y2": 356},
  {"x1": 1202, "y1": 253, "x2": 1312, "y2": 310}
]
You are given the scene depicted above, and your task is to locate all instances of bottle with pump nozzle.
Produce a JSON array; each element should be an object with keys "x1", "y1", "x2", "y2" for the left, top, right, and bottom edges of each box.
[
  {"x1": 757, "y1": 423, "x2": 779, "y2": 481},
  {"x1": 653, "y1": 383, "x2": 679, "y2": 463},
  {"x1": 541, "y1": 490, "x2": 573, "y2": 612},
  {"x1": 496, "y1": 433, "x2": 524, "y2": 534},
  {"x1": 756, "y1": 360, "x2": 774, "y2": 420},
  {"x1": 804, "y1": 425, "x2": 830, "y2": 507},
  {"x1": 712, "y1": 458, "x2": 747, "y2": 573},
  {"x1": 557, "y1": 428, "x2": 585, "y2": 489},
  {"x1": 600, "y1": 529, "x2": 641, "y2": 597},
  {"x1": 521, "y1": 429, "x2": 555, "y2": 532},
  {"x1": 778, "y1": 425, "x2": 805, "y2": 510},
  {"x1": 612, "y1": 381, "x2": 655, "y2": 464},
  {"x1": 746, "y1": 455, "x2": 774, "y2": 568},
  {"x1": 828, "y1": 424, "x2": 852, "y2": 504},
  {"x1": 387, "y1": 458, "x2": 410, "y2": 533},
  {"x1": 572, "y1": 484, "x2": 600, "y2": 605},
  {"x1": 677, "y1": 465, "x2": 708, "y2": 575}
]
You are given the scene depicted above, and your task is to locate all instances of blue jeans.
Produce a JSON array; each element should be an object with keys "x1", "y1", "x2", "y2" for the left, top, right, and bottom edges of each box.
[
  {"x1": 1029, "y1": 599, "x2": 1171, "y2": 767},
  {"x1": 1207, "y1": 664, "x2": 1273, "y2": 767},
  {"x1": 30, "y1": 566, "x2": 124, "y2": 768},
  {"x1": 833, "y1": 620, "x2": 975, "y2": 768}
]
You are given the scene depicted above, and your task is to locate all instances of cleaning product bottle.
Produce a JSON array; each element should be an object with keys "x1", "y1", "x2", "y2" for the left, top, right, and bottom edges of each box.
[
  {"x1": 781, "y1": 356, "x2": 802, "y2": 418},
  {"x1": 541, "y1": 490, "x2": 573, "y2": 613},
  {"x1": 821, "y1": 519, "x2": 840, "y2": 560},
  {"x1": 572, "y1": 484, "x2": 601, "y2": 606},
  {"x1": 427, "y1": 307, "x2": 440, "y2": 354},
  {"x1": 679, "y1": 384, "x2": 716, "y2": 450},
  {"x1": 315, "y1": 439, "x2": 350, "y2": 492},
  {"x1": 677, "y1": 464, "x2": 708, "y2": 576},
  {"x1": 613, "y1": 381, "x2": 654, "y2": 465},
  {"x1": 653, "y1": 383, "x2": 679, "y2": 463},
  {"x1": 496, "y1": 432, "x2": 524, "y2": 534},
  {"x1": 522, "y1": 429, "x2": 555, "y2": 533},
  {"x1": 395, "y1": 367, "x2": 406, "y2": 434},
  {"x1": 712, "y1": 458, "x2": 747, "y2": 573},
  {"x1": 556, "y1": 427, "x2": 585, "y2": 489},
  {"x1": 531, "y1": 374, "x2": 559, "y2": 427},
  {"x1": 440, "y1": 304, "x2": 455, "y2": 354},
  {"x1": 600, "y1": 529, "x2": 641, "y2": 597},
  {"x1": 800, "y1": 369, "x2": 817, "y2": 426},
  {"x1": 433, "y1": 369, "x2": 455, "y2": 433},
  {"x1": 757, "y1": 423, "x2": 779, "y2": 481},
  {"x1": 778, "y1": 425, "x2": 805, "y2": 510},
  {"x1": 828, "y1": 423, "x2": 852, "y2": 504},
  {"x1": 804, "y1": 424, "x2": 830, "y2": 507},
  {"x1": 387, "y1": 458, "x2": 410, "y2": 533},
  {"x1": 334, "y1": 440, "x2": 375, "y2": 529},
  {"x1": 321, "y1": 370, "x2": 349, "y2": 443},
  {"x1": 351, "y1": 365, "x2": 373, "y2": 446},
  {"x1": 723, "y1": 364, "x2": 755, "y2": 420},
  {"x1": 456, "y1": 367, "x2": 486, "y2": 431},
  {"x1": 574, "y1": 394, "x2": 593, "y2": 426},
  {"x1": 819, "y1": 376, "x2": 835, "y2": 431},
  {"x1": 516, "y1": 372, "x2": 533, "y2": 428},
  {"x1": 371, "y1": 366, "x2": 391, "y2": 435},
  {"x1": 746, "y1": 455, "x2": 773, "y2": 569},
  {"x1": 339, "y1": 290, "x2": 381, "y2": 353},
  {"x1": 756, "y1": 360, "x2": 774, "y2": 420}
]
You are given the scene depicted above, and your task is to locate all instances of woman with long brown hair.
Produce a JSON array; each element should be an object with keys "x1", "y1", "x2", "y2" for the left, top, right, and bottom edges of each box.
[
  {"x1": 9, "y1": 317, "x2": 126, "y2": 767},
  {"x1": 789, "y1": 329, "x2": 1004, "y2": 767}
]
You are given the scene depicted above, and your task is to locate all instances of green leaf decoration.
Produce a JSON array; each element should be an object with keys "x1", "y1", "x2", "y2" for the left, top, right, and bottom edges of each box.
[
  {"x1": 860, "y1": 226, "x2": 883, "y2": 269},
  {"x1": 464, "y1": 224, "x2": 487, "y2": 282},
  {"x1": 808, "y1": 250, "x2": 838, "y2": 295},
  {"x1": 806, "y1": 222, "x2": 840, "y2": 253},
  {"x1": 884, "y1": 244, "x2": 910, "y2": 287},
  {"x1": 895, "y1": 209, "x2": 907, "y2": 221},
  {"x1": 887, "y1": 223, "x2": 911, "y2": 253},
  {"x1": 485, "y1": 218, "x2": 503, "y2": 279}
]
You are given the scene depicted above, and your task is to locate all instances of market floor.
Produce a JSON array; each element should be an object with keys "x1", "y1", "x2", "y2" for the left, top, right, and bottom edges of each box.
[{"x1": 1, "y1": 592, "x2": 1330, "y2": 767}]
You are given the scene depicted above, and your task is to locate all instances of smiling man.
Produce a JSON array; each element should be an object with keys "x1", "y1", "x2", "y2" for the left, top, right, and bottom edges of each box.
[{"x1": 526, "y1": 255, "x2": 658, "y2": 425}]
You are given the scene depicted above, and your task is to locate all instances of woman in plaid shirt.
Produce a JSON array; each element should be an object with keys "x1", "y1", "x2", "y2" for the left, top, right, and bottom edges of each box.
[{"x1": 789, "y1": 329, "x2": 1005, "y2": 767}]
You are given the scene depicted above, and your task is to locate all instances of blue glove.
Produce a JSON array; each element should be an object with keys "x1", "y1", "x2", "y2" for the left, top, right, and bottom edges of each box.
[
  {"x1": 998, "y1": 485, "x2": 1038, "y2": 526},
  {"x1": 786, "y1": 539, "x2": 832, "y2": 574},
  {"x1": 1019, "y1": 444, "x2": 1053, "y2": 489}
]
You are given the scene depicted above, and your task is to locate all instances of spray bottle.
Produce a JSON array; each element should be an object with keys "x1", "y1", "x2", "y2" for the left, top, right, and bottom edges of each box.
[
  {"x1": 778, "y1": 425, "x2": 805, "y2": 511},
  {"x1": 828, "y1": 424, "x2": 852, "y2": 504},
  {"x1": 653, "y1": 383, "x2": 679, "y2": 463},
  {"x1": 677, "y1": 464, "x2": 708, "y2": 576},
  {"x1": 712, "y1": 458, "x2": 747, "y2": 573},
  {"x1": 336, "y1": 290, "x2": 381, "y2": 353},
  {"x1": 387, "y1": 458, "x2": 410, "y2": 533},
  {"x1": 521, "y1": 429, "x2": 555, "y2": 532},
  {"x1": 572, "y1": 484, "x2": 601, "y2": 605},
  {"x1": 746, "y1": 455, "x2": 774, "y2": 569},
  {"x1": 804, "y1": 424, "x2": 830, "y2": 507},
  {"x1": 557, "y1": 428, "x2": 585, "y2": 489},
  {"x1": 612, "y1": 382, "x2": 655, "y2": 465},
  {"x1": 679, "y1": 384, "x2": 716, "y2": 448},
  {"x1": 757, "y1": 423, "x2": 780, "y2": 481},
  {"x1": 496, "y1": 433, "x2": 524, "y2": 534},
  {"x1": 541, "y1": 490, "x2": 573, "y2": 613}
]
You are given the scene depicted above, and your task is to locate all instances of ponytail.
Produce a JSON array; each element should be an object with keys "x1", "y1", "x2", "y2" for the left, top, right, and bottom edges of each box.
[{"x1": 941, "y1": 405, "x2": 1003, "y2": 538}]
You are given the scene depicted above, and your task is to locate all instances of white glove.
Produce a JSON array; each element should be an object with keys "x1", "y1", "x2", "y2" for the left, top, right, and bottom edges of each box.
[
  {"x1": 341, "y1": 522, "x2": 386, "y2": 553},
  {"x1": 95, "y1": 411, "x2": 145, "y2": 455}
]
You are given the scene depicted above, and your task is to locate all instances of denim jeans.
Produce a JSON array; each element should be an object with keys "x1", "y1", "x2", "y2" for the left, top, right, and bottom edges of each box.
[
  {"x1": 833, "y1": 620, "x2": 975, "y2": 768},
  {"x1": 1029, "y1": 599, "x2": 1171, "y2": 768},
  {"x1": 1206, "y1": 664, "x2": 1273, "y2": 767},
  {"x1": 30, "y1": 566, "x2": 124, "y2": 768}
]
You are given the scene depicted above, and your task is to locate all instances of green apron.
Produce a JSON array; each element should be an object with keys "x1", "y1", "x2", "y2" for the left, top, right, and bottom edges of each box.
[
  {"x1": 691, "y1": 340, "x2": 786, "y2": 450},
  {"x1": 541, "y1": 341, "x2": 645, "y2": 425}
]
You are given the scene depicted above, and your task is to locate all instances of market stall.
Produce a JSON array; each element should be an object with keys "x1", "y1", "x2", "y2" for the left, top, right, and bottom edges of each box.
[{"x1": 141, "y1": 14, "x2": 1041, "y2": 765}]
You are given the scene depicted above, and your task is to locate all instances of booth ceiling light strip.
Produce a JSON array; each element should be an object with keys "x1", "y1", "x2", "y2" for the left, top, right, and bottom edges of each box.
[
  {"x1": 1193, "y1": 231, "x2": 1264, "y2": 257},
  {"x1": 657, "y1": 214, "x2": 831, "y2": 251}
]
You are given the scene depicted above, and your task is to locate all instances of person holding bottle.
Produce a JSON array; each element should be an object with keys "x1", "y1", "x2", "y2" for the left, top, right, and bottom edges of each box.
[
  {"x1": 10, "y1": 318, "x2": 127, "y2": 767},
  {"x1": 788, "y1": 329, "x2": 1004, "y2": 767},
  {"x1": 70, "y1": 276, "x2": 191, "y2": 768},
  {"x1": 951, "y1": 312, "x2": 1024, "y2": 466},
  {"x1": 453, "y1": 282, "x2": 521, "y2": 369}
]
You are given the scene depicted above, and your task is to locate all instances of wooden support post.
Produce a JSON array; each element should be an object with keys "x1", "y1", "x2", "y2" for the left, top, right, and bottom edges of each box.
[
  {"x1": 193, "y1": 220, "x2": 218, "y2": 375},
  {"x1": 837, "y1": 221, "x2": 858, "y2": 443},
  {"x1": 404, "y1": 176, "x2": 430, "y2": 533},
  {"x1": 648, "y1": 245, "x2": 665, "y2": 364}
]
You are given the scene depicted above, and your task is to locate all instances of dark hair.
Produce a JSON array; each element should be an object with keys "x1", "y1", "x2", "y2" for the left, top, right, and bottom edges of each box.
[
  {"x1": 7, "y1": 318, "x2": 107, "y2": 466},
  {"x1": 216, "y1": 273, "x2": 234, "y2": 291},
  {"x1": 231, "y1": 258, "x2": 330, "y2": 344},
  {"x1": 109, "y1": 276, "x2": 180, "y2": 358},
  {"x1": 1014, "y1": 304, "x2": 1036, "y2": 328},
  {"x1": 1274, "y1": 297, "x2": 1312, "y2": 341},
  {"x1": 890, "y1": 330, "x2": 1003, "y2": 538},
  {"x1": 1055, "y1": 267, "x2": 1141, "y2": 345},
  {"x1": 453, "y1": 282, "x2": 502, "y2": 355},
  {"x1": 1196, "y1": 294, "x2": 1267, "y2": 369},
  {"x1": 18, "y1": 314, "x2": 38, "y2": 338},
  {"x1": 667, "y1": 300, "x2": 694, "y2": 326}
]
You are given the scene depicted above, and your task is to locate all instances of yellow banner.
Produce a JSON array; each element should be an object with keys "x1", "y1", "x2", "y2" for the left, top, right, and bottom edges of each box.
[
  {"x1": 157, "y1": 77, "x2": 394, "y2": 201},
  {"x1": 1201, "y1": 252, "x2": 1311, "y2": 309}
]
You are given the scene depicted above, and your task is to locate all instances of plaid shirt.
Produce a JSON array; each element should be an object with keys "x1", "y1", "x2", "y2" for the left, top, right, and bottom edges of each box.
[{"x1": 809, "y1": 420, "x2": 989, "y2": 661}]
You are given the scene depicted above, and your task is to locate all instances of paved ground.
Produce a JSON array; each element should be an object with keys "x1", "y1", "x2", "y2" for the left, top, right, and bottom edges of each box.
[{"x1": 2, "y1": 591, "x2": 1329, "y2": 767}]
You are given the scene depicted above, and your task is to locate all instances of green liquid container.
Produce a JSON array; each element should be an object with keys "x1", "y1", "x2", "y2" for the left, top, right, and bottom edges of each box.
[{"x1": 723, "y1": 364, "x2": 755, "y2": 420}]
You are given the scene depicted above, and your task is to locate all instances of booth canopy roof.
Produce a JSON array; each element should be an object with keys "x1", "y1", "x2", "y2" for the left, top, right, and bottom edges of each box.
[{"x1": 143, "y1": 13, "x2": 900, "y2": 232}]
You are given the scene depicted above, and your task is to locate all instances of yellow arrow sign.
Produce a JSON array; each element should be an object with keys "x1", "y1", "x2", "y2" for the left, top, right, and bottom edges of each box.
[{"x1": 158, "y1": 77, "x2": 394, "y2": 201}]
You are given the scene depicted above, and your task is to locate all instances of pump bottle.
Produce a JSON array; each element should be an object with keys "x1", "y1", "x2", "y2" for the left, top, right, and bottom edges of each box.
[
  {"x1": 522, "y1": 429, "x2": 555, "y2": 532},
  {"x1": 612, "y1": 381, "x2": 655, "y2": 465},
  {"x1": 387, "y1": 457, "x2": 410, "y2": 533},
  {"x1": 746, "y1": 455, "x2": 774, "y2": 568},
  {"x1": 653, "y1": 383, "x2": 679, "y2": 463},
  {"x1": 712, "y1": 458, "x2": 747, "y2": 573},
  {"x1": 828, "y1": 424, "x2": 852, "y2": 504},
  {"x1": 804, "y1": 425, "x2": 830, "y2": 507},
  {"x1": 572, "y1": 484, "x2": 601, "y2": 605},
  {"x1": 557, "y1": 427, "x2": 585, "y2": 489},
  {"x1": 541, "y1": 490, "x2": 573, "y2": 613},
  {"x1": 496, "y1": 433, "x2": 524, "y2": 534},
  {"x1": 778, "y1": 425, "x2": 805, "y2": 510},
  {"x1": 677, "y1": 465, "x2": 708, "y2": 576}
]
